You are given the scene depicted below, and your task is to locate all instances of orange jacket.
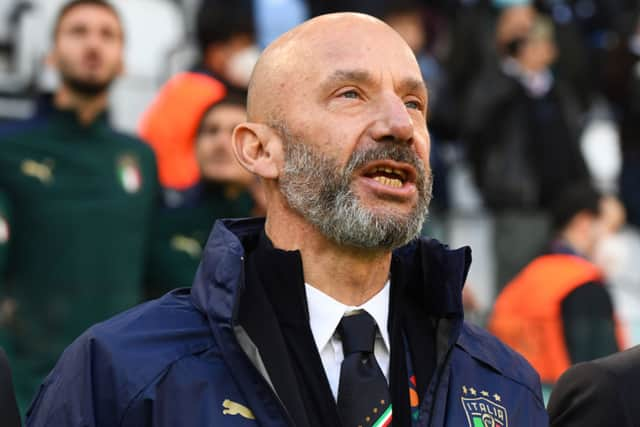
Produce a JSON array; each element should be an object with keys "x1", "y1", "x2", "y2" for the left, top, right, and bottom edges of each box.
[
  {"x1": 488, "y1": 254, "x2": 623, "y2": 384},
  {"x1": 139, "y1": 72, "x2": 226, "y2": 190}
]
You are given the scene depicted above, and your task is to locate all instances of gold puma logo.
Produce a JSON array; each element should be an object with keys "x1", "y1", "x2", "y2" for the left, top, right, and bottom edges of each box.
[
  {"x1": 21, "y1": 159, "x2": 54, "y2": 184},
  {"x1": 222, "y1": 399, "x2": 255, "y2": 420},
  {"x1": 170, "y1": 235, "x2": 202, "y2": 259}
]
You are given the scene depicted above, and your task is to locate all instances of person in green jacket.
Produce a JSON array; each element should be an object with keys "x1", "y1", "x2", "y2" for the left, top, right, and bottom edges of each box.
[
  {"x1": 0, "y1": 190, "x2": 10, "y2": 302},
  {"x1": 0, "y1": 0, "x2": 158, "y2": 412},
  {"x1": 146, "y1": 90, "x2": 261, "y2": 297}
]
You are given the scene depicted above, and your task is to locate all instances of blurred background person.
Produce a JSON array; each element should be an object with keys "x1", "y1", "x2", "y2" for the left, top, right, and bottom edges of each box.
[
  {"x1": 139, "y1": 0, "x2": 258, "y2": 192},
  {"x1": 489, "y1": 183, "x2": 622, "y2": 390},
  {"x1": 0, "y1": 191, "x2": 10, "y2": 295},
  {"x1": 192, "y1": 0, "x2": 258, "y2": 91},
  {"x1": 602, "y1": 12, "x2": 640, "y2": 229},
  {"x1": 0, "y1": 190, "x2": 11, "y2": 358},
  {"x1": 462, "y1": 11, "x2": 591, "y2": 289},
  {"x1": 145, "y1": 90, "x2": 263, "y2": 297},
  {"x1": 547, "y1": 344, "x2": 640, "y2": 427},
  {"x1": 593, "y1": 195, "x2": 640, "y2": 347},
  {"x1": 0, "y1": 0, "x2": 158, "y2": 413},
  {"x1": 139, "y1": 71, "x2": 226, "y2": 195}
]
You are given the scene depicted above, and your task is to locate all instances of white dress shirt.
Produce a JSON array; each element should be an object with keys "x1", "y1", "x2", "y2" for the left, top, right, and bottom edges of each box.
[{"x1": 305, "y1": 281, "x2": 391, "y2": 400}]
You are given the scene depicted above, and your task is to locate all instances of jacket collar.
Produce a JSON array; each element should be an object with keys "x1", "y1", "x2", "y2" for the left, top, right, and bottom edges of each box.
[{"x1": 190, "y1": 217, "x2": 471, "y2": 326}]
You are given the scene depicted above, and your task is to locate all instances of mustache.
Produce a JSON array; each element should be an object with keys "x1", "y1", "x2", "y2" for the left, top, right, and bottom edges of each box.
[{"x1": 344, "y1": 143, "x2": 426, "y2": 179}]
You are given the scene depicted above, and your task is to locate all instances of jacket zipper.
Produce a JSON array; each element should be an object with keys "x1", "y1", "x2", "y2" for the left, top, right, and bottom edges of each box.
[{"x1": 426, "y1": 343, "x2": 455, "y2": 427}]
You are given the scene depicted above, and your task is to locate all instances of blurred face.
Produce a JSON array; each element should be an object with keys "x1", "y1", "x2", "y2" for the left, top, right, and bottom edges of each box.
[
  {"x1": 274, "y1": 18, "x2": 432, "y2": 249},
  {"x1": 51, "y1": 4, "x2": 124, "y2": 96},
  {"x1": 518, "y1": 37, "x2": 557, "y2": 72},
  {"x1": 196, "y1": 103, "x2": 253, "y2": 185},
  {"x1": 207, "y1": 33, "x2": 258, "y2": 88},
  {"x1": 496, "y1": 5, "x2": 536, "y2": 49}
]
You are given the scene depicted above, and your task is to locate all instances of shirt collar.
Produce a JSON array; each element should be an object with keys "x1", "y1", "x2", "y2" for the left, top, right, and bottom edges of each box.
[{"x1": 305, "y1": 280, "x2": 391, "y2": 354}]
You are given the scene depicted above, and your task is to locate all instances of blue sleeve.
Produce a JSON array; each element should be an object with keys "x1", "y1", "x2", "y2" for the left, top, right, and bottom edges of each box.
[{"x1": 25, "y1": 334, "x2": 122, "y2": 427}]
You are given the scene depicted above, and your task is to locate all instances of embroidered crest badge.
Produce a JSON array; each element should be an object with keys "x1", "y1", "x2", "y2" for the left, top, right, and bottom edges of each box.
[
  {"x1": 117, "y1": 155, "x2": 142, "y2": 194},
  {"x1": 461, "y1": 385, "x2": 508, "y2": 427}
]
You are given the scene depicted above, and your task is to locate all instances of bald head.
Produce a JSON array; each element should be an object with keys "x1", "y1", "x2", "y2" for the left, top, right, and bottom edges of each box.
[{"x1": 247, "y1": 13, "x2": 420, "y2": 123}]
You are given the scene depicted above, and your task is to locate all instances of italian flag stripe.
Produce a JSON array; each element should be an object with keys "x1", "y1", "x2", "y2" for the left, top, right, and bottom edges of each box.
[{"x1": 372, "y1": 405, "x2": 392, "y2": 427}]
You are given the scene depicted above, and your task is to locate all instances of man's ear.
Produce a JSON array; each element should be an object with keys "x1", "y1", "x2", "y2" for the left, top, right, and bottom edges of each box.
[{"x1": 232, "y1": 123, "x2": 282, "y2": 179}]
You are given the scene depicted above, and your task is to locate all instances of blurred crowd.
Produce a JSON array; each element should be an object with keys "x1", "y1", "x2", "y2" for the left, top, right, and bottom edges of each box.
[{"x1": 1, "y1": 0, "x2": 640, "y2": 415}]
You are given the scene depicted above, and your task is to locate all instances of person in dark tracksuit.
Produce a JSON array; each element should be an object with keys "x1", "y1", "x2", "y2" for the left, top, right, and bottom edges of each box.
[
  {"x1": 0, "y1": 0, "x2": 158, "y2": 413},
  {"x1": 146, "y1": 92, "x2": 258, "y2": 296},
  {"x1": 27, "y1": 12, "x2": 547, "y2": 427}
]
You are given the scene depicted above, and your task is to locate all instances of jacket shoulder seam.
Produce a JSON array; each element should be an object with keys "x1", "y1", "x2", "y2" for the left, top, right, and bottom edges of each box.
[{"x1": 118, "y1": 342, "x2": 218, "y2": 425}]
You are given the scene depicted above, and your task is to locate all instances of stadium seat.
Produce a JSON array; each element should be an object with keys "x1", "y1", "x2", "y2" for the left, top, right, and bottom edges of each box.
[{"x1": 0, "y1": 0, "x2": 61, "y2": 94}]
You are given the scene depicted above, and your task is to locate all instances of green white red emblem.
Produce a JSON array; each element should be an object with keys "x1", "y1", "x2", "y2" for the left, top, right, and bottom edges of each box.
[
  {"x1": 117, "y1": 155, "x2": 142, "y2": 194},
  {"x1": 461, "y1": 385, "x2": 508, "y2": 427},
  {"x1": 372, "y1": 404, "x2": 392, "y2": 427},
  {"x1": 0, "y1": 215, "x2": 8, "y2": 244}
]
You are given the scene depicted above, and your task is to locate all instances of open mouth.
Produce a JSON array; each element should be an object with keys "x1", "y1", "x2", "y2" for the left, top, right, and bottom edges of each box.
[{"x1": 361, "y1": 162, "x2": 416, "y2": 189}]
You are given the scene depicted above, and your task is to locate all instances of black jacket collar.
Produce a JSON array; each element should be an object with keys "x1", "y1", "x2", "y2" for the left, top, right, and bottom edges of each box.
[{"x1": 191, "y1": 217, "x2": 470, "y2": 331}]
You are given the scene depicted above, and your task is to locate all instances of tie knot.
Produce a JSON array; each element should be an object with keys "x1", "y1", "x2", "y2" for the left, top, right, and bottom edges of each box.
[{"x1": 337, "y1": 310, "x2": 378, "y2": 356}]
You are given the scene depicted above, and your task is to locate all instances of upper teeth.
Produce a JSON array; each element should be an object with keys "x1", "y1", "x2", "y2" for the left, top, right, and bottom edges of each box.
[{"x1": 370, "y1": 167, "x2": 407, "y2": 181}]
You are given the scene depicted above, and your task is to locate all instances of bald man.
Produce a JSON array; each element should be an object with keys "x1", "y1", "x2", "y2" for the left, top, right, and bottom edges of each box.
[{"x1": 26, "y1": 13, "x2": 547, "y2": 427}]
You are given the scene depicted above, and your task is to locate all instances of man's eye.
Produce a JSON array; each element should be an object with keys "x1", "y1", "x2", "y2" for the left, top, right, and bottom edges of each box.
[
  {"x1": 101, "y1": 29, "x2": 117, "y2": 41},
  {"x1": 405, "y1": 100, "x2": 421, "y2": 110},
  {"x1": 69, "y1": 26, "x2": 88, "y2": 37},
  {"x1": 340, "y1": 90, "x2": 360, "y2": 99},
  {"x1": 201, "y1": 126, "x2": 220, "y2": 136}
]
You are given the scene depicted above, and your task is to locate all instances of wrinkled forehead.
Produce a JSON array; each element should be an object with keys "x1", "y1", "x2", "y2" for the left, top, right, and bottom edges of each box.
[
  {"x1": 297, "y1": 22, "x2": 423, "y2": 86},
  {"x1": 247, "y1": 14, "x2": 425, "y2": 121}
]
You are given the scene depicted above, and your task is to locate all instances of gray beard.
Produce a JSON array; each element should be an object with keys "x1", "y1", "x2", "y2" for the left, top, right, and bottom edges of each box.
[{"x1": 277, "y1": 124, "x2": 432, "y2": 250}]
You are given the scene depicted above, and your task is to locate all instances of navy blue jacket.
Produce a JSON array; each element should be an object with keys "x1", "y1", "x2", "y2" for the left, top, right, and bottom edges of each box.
[{"x1": 26, "y1": 218, "x2": 547, "y2": 426}]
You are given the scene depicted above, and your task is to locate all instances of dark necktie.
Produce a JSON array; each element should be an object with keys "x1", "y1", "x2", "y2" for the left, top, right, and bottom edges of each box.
[{"x1": 337, "y1": 310, "x2": 392, "y2": 427}]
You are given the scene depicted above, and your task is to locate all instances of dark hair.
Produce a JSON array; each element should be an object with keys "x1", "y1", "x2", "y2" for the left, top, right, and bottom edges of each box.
[
  {"x1": 195, "y1": 0, "x2": 255, "y2": 52},
  {"x1": 217, "y1": 88, "x2": 247, "y2": 108},
  {"x1": 53, "y1": 0, "x2": 121, "y2": 39},
  {"x1": 550, "y1": 182, "x2": 601, "y2": 231},
  {"x1": 383, "y1": 0, "x2": 424, "y2": 18},
  {"x1": 196, "y1": 88, "x2": 248, "y2": 136}
]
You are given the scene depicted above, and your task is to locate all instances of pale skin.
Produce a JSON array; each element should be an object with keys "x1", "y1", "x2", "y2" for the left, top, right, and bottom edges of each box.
[
  {"x1": 47, "y1": 4, "x2": 124, "y2": 125},
  {"x1": 233, "y1": 13, "x2": 431, "y2": 306}
]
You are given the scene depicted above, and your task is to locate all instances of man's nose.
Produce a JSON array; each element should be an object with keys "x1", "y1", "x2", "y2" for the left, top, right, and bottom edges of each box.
[
  {"x1": 369, "y1": 94, "x2": 414, "y2": 144},
  {"x1": 85, "y1": 30, "x2": 105, "y2": 50}
]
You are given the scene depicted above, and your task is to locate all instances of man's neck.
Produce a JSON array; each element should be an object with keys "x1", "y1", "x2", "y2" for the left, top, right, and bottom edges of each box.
[
  {"x1": 558, "y1": 229, "x2": 590, "y2": 259},
  {"x1": 54, "y1": 86, "x2": 108, "y2": 126},
  {"x1": 265, "y1": 207, "x2": 392, "y2": 307}
]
